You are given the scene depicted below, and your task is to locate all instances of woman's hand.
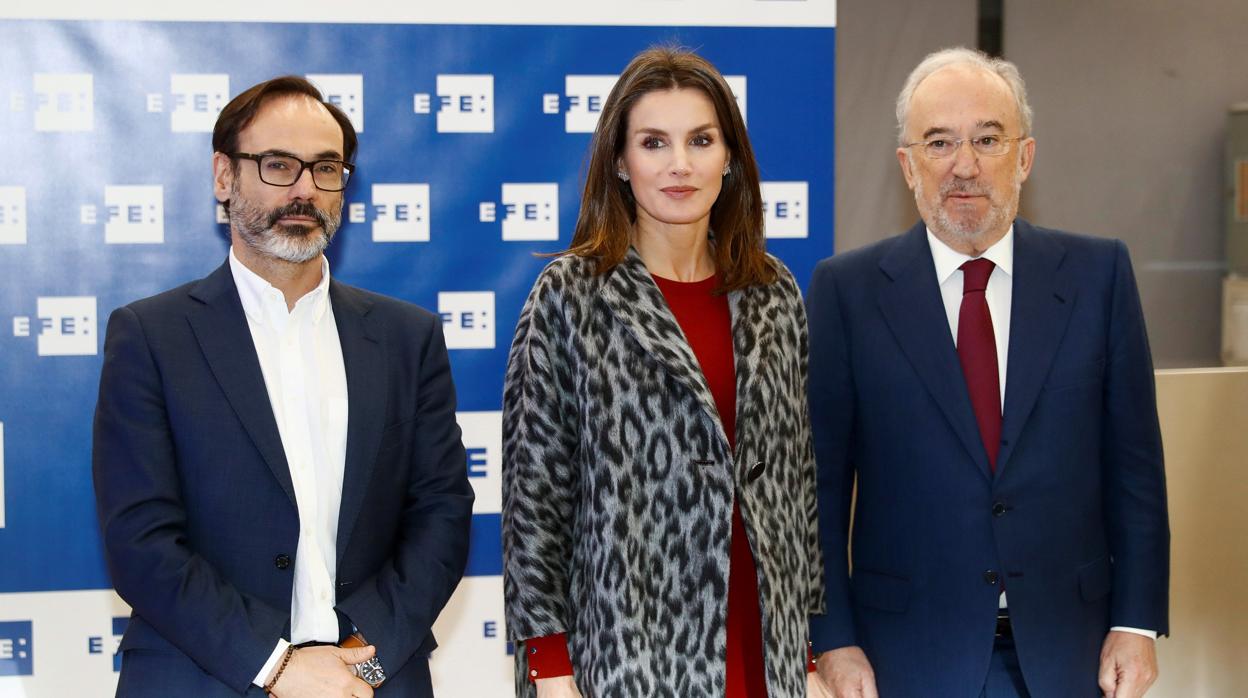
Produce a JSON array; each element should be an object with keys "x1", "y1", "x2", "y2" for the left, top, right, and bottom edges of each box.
[{"x1": 535, "y1": 675, "x2": 583, "y2": 698}]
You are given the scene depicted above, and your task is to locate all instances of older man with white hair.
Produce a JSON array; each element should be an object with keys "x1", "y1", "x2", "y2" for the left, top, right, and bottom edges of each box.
[{"x1": 805, "y1": 48, "x2": 1169, "y2": 697}]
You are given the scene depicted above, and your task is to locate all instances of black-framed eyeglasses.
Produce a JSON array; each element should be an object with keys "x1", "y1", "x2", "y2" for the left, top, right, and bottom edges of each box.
[
  {"x1": 230, "y1": 152, "x2": 354, "y2": 191},
  {"x1": 902, "y1": 134, "x2": 1024, "y2": 160}
]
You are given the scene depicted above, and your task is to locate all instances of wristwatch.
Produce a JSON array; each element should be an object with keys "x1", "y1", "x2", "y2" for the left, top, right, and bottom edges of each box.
[{"x1": 340, "y1": 632, "x2": 386, "y2": 688}]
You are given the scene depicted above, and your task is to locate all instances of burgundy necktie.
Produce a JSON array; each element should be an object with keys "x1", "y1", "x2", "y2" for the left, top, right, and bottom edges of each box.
[{"x1": 957, "y1": 258, "x2": 1001, "y2": 471}]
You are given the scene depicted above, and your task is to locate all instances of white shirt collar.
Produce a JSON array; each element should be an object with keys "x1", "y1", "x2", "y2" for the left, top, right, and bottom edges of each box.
[
  {"x1": 228, "y1": 248, "x2": 332, "y2": 326},
  {"x1": 926, "y1": 224, "x2": 1015, "y2": 285}
]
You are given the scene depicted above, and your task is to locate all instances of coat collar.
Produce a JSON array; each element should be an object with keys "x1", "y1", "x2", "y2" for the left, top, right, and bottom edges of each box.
[
  {"x1": 727, "y1": 268, "x2": 782, "y2": 454},
  {"x1": 598, "y1": 247, "x2": 765, "y2": 453}
]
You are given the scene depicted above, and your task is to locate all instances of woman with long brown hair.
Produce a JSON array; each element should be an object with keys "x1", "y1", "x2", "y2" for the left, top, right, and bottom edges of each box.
[{"x1": 502, "y1": 46, "x2": 824, "y2": 698}]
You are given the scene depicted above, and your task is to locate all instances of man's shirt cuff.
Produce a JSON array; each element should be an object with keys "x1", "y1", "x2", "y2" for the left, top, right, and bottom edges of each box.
[
  {"x1": 252, "y1": 639, "x2": 291, "y2": 687},
  {"x1": 1110, "y1": 626, "x2": 1158, "y2": 640}
]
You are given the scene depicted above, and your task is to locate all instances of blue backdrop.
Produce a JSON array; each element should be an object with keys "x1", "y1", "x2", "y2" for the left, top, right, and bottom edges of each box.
[{"x1": 0, "y1": 16, "x2": 834, "y2": 692}]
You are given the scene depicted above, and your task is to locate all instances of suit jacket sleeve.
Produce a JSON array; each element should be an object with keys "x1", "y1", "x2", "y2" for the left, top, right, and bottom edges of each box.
[
  {"x1": 500, "y1": 265, "x2": 582, "y2": 640},
  {"x1": 804, "y1": 260, "x2": 859, "y2": 652},
  {"x1": 1102, "y1": 241, "x2": 1170, "y2": 634},
  {"x1": 93, "y1": 305, "x2": 287, "y2": 693},
  {"x1": 336, "y1": 316, "x2": 475, "y2": 671}
]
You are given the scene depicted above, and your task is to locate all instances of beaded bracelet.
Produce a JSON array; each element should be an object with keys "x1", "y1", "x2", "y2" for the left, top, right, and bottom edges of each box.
[{"x1": 264, "y1": 645, "x2": 297, "y2": 695}]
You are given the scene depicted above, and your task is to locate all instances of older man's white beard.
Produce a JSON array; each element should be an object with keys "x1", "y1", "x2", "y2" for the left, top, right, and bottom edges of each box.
[{"x1": 917, "y1": 174, "x2": 1021, "y2": 251}]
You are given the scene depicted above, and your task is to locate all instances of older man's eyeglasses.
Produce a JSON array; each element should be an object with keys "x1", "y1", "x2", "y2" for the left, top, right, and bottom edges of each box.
[
  {"x1": 231, "y1": 152, "x2": 354, "y2": 192},
  {"x1": 903, "y1": 135, "x2": 1024, "y2": 160}
]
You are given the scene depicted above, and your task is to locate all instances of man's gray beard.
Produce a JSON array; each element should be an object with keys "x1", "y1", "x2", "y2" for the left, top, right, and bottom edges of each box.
[
  {"x1": 228, "y1": 183, "x2": 342, "y2": 265},
  {"x1": 916, "y1": 165, "x2": 1022, "y2": 251}
]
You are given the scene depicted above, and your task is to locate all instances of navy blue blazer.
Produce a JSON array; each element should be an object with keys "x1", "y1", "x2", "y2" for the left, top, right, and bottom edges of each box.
[
  {"x1": 806, "y1": 220, "x2": 1169, "y2": 697},
  {"x1": 93, "y1": 260, "x2": 474, "y2": 696}
]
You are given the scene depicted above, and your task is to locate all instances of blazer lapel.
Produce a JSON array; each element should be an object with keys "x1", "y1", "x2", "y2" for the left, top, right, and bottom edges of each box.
[
  {"x1": 186, "y1": 261, "x2": 296, "y2": 506},
  {"x1": 877, "y1": 223, "x2": 993, "y2": 479},
  {"x1": 996, "y1": 220, "x2": 1076, "y2": 473},
  {"x1": 330, "y1": 281, "x2": 387, "y2": 562},
  {"x1": 599, "y1": 247, "x2": 728, "y2": 447}
]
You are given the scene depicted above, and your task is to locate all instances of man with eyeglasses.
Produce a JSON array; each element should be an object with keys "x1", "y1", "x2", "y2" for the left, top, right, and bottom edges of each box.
[
  {"x1": 93, "y1": 76, "x2": 474, "y2": 698},
  {"x1": 805, "y1": 48, "x2": 1168, "y2": 698}
]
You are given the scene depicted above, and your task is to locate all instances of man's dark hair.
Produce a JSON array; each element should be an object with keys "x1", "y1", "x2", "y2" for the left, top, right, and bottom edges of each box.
[
  {"x1": 212, "y1": 76, "x2": 357, "y2": 214},
  {"x1": 213, "y1": 75, "x2": 357, "y2": 163}
]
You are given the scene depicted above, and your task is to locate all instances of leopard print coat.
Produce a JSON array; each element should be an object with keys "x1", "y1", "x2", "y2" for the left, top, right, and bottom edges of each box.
[{"x1": 501, "y1": 248, "x2": 824, "y2": 697}]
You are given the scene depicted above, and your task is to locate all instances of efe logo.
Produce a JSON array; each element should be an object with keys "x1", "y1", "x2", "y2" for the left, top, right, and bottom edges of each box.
[
  {"x1": 0, "y1": 620, "x2": 33, "y2": 676},
  {"x1": 761, "y1": 181, "x2": 809, "y2": 239},
  {"x1": 413, "y1": 75, "x2": 494, "y2": 133},
  {"x1": 33, "y1": 72, "x2": 93, "y2": 132},
  {"x1": 479, "y1": 183, "x2": 559, "y2": 241},
  {"x1": 438, "y1": 292, "x2": 495, "y2": 350},
  {"x1": 153, "y1": 74, "x2": 231, "y2": 132},
  {"x1": 307, "y1": 74, "x2": 364, "y2": 133},
  {"x1": 456, "y1": 411, "x2": 503, "y2": 513},
  {"x1": 104, "y1": 185, "x2": 164, "y2": 244},
  {"x1": 12, "y1": 296, "x2": 98, "y2": 356},
  {"x1": 371, "y1": 184, "x2": 430, "y2": 242},
  {"x1": 544, "y1": 75, "x2": 617, "y2": 133}
]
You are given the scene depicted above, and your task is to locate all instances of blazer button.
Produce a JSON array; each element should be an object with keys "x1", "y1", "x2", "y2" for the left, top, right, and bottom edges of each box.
[
  {"x1": 274, "y1": 554, "x2": 292, "y2": 570},
  {"x1": 992, "y1": 502, "x2": 1007, "y2": 517},
  {"x1": 983, "y1": 570, "x2": 999, "y2": 586},
  {"x1": 747, "y1": 461, "x2": 766, "y2": 483}
]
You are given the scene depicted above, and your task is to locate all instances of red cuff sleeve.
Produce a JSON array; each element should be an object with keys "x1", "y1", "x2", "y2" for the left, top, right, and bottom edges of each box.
[
  {"x1": 808, "y1": 643, "x2": 817, "y2": 673},
  {"x1": 522, "y1": 633, "x2": 574, "y2": 682}
]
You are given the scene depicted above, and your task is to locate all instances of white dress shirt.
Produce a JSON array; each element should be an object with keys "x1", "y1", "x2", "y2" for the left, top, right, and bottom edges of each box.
[
  {"x1": 927, "y1": 227, "x2": 1013, "y2": 411},
  {"x1": 925, "y1": 228, "x2": 1155, "y2": 640},
  {"x1": 229, "y1": 250, "x2": 352, "y2": 685}
]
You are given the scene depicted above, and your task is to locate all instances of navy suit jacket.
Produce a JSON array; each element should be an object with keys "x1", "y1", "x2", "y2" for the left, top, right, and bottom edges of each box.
[
  {"x1": 93, "y1": 260, "x2": 474, "y2": 696},
  {"x1": 806, "y1": 220, "x2": 1169, "y2": 697}
]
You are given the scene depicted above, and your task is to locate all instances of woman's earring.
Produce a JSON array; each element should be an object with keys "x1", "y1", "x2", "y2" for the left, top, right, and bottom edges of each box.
[
  {"x1": 722, "y1": 165, "x2": 731, "y2": 177},
  {"x1": 617, "y1": 171, "x2": 630, "y2": 182}
]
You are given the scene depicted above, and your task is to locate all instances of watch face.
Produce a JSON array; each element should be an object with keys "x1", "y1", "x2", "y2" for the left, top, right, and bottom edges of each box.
[{"x1": 357, "y1": 657, "x2": 386, "y2": 688}]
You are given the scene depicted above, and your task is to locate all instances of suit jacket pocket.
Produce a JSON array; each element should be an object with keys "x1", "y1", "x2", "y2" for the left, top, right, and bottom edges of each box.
[
  {"x1": 850, "y1": 568, "x2": 911, "y2": 613},
  {"x1": 1077, "y1": 557, "x2": 1112, "y2": 602},
  {"x1": 1043, "y1": 358, "x2": 1106, "y2": 393}
]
